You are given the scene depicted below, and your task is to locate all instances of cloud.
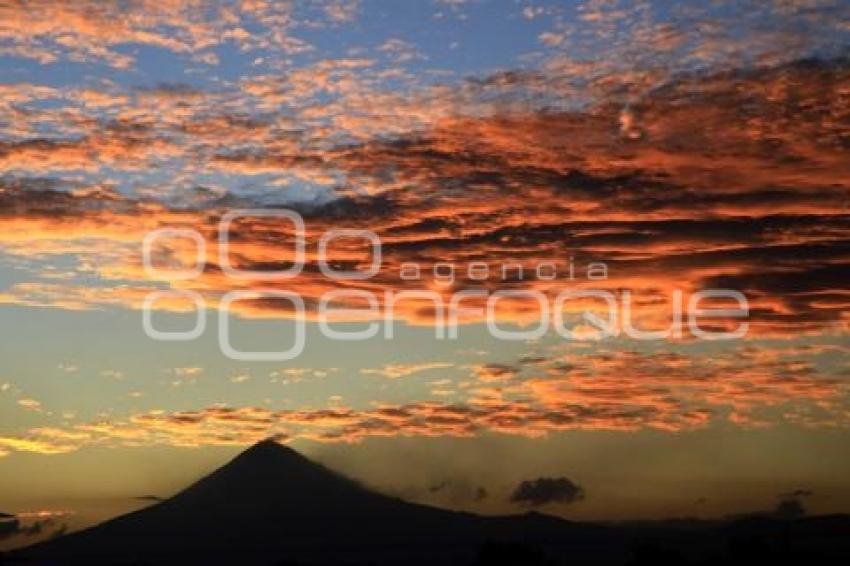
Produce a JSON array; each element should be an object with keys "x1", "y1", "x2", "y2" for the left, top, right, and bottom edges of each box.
[
  {"x1": 230, "y1": 372, "x2": 252, "y2": 384},
  {"x1": 469, "y1": 364, "x2": 519, "y2": 383},
  {"x1": 423, "y1": 479, "x2": 490, "y2": 504},
  {"x1": 0, "y1": 513, "x2": 18, "y2": 538},
  {"x1": 780, "y1": 488, "x2": 814, "y2": 499},
  {"x1": 0, "y1": 340, "x2": 846, "y2": 458},
  {"x1": 522, "y1": 6, "x2": 545, "y2": 21},
  {"x1": 0, "y1": 0, "x2": 317, "y2": 69},
  {"x1": 17, "y1": 398, "x2": 42, "y2": 412},
  {"x1": 360, "y1": 362, "x2": 454, "y2": 379},
  {"x1": 0, "y1": 7, "x2": 848, "y2": 460},
  {"x1": 134, "y1": 495, "x2": 164, "y2": 502},
  {"x1": 0, "y1": 510, "x2": 70, "y2": 541},
  {"x1": 323, "y1": 0, "x2": 360, "y2": 23},
  {"x1": 2, "y1": 56, "x2": 846, "y2": 340},
  {"x1": 509, "y1": 477, "x2": 585, "y2": 507},
  {"x1": 173, "y1": 367, "x2": 203, "y2": 377}
]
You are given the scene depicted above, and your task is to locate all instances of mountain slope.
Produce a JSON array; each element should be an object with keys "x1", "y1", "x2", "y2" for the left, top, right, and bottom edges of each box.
[
  {"x1": 12, "y1": 440, "x2": 615, "y2": 565},
  {"x1": 13, "y1": 441, "x2": 849, "y2": 566}
]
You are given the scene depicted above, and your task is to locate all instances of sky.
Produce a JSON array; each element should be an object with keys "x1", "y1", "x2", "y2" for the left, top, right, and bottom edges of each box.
[{"x1": 1, "y1": 0, "x2": 850, "y2": 550}]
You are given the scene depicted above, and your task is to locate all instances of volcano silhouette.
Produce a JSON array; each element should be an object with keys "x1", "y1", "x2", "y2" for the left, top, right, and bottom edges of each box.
[
  {"x1": 13, "y1": 440, "x2": 613, "y2": 565},
  {"x1": 12, "y1": 440, "x2": 850, "y2": 566}
]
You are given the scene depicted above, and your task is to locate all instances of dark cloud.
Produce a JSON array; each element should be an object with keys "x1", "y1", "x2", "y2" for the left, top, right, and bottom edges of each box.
[
  {"x1": 0, "y1": 513, "x2": 66, "y2": 540},
  {"x1": 421, "y1": 480, "x2": 488, "y2": 504},
  {"x1": 781, "y1": 489, "x2": 814, "y2": 499},
  {"x1": 134, "y1": 495, "x2": 164, "y2": 502},
  {"x1": 509, "y1": 477, "x2": 585, "y2": 507},
  {"x1": 0, "y1": 513, "x2": 19, "y2": 539}
]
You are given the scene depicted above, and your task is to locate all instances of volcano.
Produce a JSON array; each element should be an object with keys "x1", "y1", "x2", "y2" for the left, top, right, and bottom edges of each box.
[
  {"x1": 11, "y1": 440, "x2": 614, "y2": 565},
  {"x1": 11, "y1": 440, "x2": 850, "y2": 565}
]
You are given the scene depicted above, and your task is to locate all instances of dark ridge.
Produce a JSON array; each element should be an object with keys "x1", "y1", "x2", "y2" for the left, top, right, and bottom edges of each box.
[{"x1": 12, "y1": 441, "x2": 850, "y2": 566}]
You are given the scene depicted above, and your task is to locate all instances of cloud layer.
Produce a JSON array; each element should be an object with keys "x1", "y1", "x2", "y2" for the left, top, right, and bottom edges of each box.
[{"x1": 0, "y1": 1, "x2": 848, "y2": 455}]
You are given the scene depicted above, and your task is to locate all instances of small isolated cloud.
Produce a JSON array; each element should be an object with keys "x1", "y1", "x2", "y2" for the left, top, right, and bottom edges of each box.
[
  {"x1": 17, "y1": 398, "x2": 42, "y2": 412},
  {"x1": 522, "y1": 6, "x2": 544, "y2": 20},
  {"x1": 230, "y1": 372, "x2": 251, "y2": 383},
  {"x1": 538, "y1": 31, "x2": 565, "y2": 46},
  {"x1": 173, "y1": 367, "x2": 203, "y2": 377},
  {"x1": 470, "y1": 363, "x2": 519, "y2": 383},
  {"x1": 323, "y1": 0, "x2": 360, "y2": 23},
  {"x1": 134, "y1": 495, "x2": 164, "y2": 502},
  {"x1": 360, "y1": 362, "x2": 453, "y2": 379},
  {"x1": 270, "y1": 368, "x2": 336, "y2": 381},
  {"x1": 0, "y1": 512, "x2": 17, "y2": 538},
  {"x1": 0, "y1": 510, "x2": 69, "y2": 540},
  {"x1": 168, "y1": 367, "x2": 205, "y2": 388},
  {"x1": 377, "y1": 38, "x2": 425, "y2": 62},
  {"x1": 780, "y1": 488, "x2": 814, "y2": 499},
  {"x1": 510, "y1": 477, "x2": 585, "y2": 507},
  {"x1": 423, "y1": 480, "x2": 489, "y2": 504}
]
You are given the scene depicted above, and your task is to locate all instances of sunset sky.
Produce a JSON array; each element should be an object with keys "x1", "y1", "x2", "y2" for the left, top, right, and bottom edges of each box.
[{"x1": 1, "y1": 0, "x2": 849, "y2": 550}]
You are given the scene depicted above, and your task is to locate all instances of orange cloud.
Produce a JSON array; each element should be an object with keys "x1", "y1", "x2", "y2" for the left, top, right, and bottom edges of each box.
[
  {"x1": 0, "y1": 344, "x2": 845, "y2": 457},
  {"x1": 0, "y1": 55, "x2": 846, "y2": 342}
]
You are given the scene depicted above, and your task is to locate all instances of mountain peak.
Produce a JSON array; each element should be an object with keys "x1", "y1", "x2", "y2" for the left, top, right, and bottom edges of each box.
[
  {"x1": 204, "y1": 437, "x2": 318, "y2": 483},
  {"x1": 240, "y1": 436, "x2": 298, "y2": 457}
]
